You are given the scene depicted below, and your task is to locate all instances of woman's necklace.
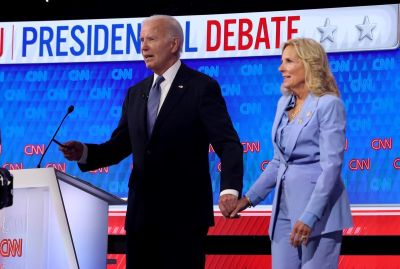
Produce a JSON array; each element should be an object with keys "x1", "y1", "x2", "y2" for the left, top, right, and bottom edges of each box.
[{"x1": 288, "y1": 99, "x2": 305, "y2": 122}]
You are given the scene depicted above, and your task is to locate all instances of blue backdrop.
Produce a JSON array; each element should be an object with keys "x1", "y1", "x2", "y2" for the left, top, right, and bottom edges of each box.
[{"x1": 1, "y1": 49, "x2": 399, "y2": 205}]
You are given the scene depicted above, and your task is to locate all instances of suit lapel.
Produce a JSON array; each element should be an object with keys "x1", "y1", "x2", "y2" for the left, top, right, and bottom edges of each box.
[
  {"x1": 272, "y1": 95, "x2": 290, "y2": 144},
  {"x1": 272, "y1": 95, "x2": 291, "y2": 161},
  {"x1": 151, "y1": 65, "x2": 188, "y2": 135},
  {"x1": 284, "y1": 94, "x2": 318, "y2": 157}
]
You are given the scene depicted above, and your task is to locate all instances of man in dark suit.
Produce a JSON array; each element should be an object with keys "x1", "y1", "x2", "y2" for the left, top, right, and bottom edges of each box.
[{"x1": 60, "y1": 15, "x2": 243, "y2": 269}]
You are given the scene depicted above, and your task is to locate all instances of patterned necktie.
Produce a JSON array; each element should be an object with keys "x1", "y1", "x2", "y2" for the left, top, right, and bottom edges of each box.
[{"x1": 147, "y1": 76, "x2": 165, "y2": 136}]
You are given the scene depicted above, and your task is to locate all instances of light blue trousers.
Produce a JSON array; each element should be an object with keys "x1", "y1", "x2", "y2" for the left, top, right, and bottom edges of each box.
[{"x1": 271, "y1": 183, "x2": 342, "y2": 269}]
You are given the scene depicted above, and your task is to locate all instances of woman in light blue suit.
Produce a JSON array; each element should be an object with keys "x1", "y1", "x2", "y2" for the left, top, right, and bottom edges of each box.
[{"x1": 231, "y1": 38, "x2": 353, "y2": 268}]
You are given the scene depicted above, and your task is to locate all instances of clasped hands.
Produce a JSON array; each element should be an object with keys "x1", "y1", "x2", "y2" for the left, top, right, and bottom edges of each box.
[{"x1": 218, "y1": 195, "x2": 251, "y2": 219}]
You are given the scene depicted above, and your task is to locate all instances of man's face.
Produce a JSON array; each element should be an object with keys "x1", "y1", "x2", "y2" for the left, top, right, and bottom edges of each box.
[{"x1": 140, "y1": 19, "x2": 178, "y2": 75}]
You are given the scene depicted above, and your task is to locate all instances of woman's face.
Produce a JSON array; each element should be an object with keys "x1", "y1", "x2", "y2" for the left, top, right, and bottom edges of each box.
[{"x1": 278, "y1": 45, "x2": 306, "y2": 93}]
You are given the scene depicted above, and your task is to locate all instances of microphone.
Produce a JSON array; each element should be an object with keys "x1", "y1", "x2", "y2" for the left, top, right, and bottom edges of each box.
[
  {"x1": 285, "y1": 96, "x2": 296, "y2": 111},
  {"x1": 285, "y1": 104, "x2": 295, "y2": 111},
  {"x1": 37, "y1": 105, "x2": 74, "y2": 168}
]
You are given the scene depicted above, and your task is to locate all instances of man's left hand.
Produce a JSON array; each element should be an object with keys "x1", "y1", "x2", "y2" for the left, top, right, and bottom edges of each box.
[{"x1": 218, "y1": 194, "x2": 238, "y2": 218}]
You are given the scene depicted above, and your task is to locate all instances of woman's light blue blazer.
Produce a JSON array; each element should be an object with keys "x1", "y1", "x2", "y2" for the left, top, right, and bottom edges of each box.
[{"x1": 246, "y1": 93, "x2": 353, "y2": 239}]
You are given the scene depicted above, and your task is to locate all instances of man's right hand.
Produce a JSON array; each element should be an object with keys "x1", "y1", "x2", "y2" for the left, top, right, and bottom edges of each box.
[{"x1": 59, "y1": 141, "x2": 84, "y2": 161}]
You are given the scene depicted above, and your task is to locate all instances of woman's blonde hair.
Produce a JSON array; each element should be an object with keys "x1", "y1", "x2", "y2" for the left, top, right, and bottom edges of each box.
[{"x1": 282, "y1": 38, "x2": 339, "y2": 97}]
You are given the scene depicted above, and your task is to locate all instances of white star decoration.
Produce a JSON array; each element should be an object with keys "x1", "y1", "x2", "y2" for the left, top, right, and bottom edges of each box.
[
  {"x1": 317, "y1": 18, "x2": 337, "y2": 43},
  {"x1": 356, "y1": 16, "x2": 377, "y2": 41}
]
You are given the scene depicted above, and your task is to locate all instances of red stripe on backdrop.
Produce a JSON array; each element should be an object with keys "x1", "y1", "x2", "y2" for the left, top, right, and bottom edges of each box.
[
  {"x1": 108, "y1": 209, "x2": 400, "y2": 236},
  {"x1": 107, "y1": 255, "x2": 400, "y2": 269}
]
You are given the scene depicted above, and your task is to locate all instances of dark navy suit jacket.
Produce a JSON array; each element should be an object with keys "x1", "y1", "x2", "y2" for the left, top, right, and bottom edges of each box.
[{"x1": 79, "y1": 63, "x2": 243, "y2": 232}]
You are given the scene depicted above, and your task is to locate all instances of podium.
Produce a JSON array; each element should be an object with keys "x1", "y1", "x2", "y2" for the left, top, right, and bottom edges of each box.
[{"x1": 0, "y1": 168, "x2": 126, "y2": 269}]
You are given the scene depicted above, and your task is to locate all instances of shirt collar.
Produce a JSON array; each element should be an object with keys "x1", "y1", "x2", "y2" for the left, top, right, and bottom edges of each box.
[
  {"x1": 153, "y1": 60, "x2": 181, "y2": 86},
  {"x1": 285, "y1": 94, "x2": 296, "y2": 111}
]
